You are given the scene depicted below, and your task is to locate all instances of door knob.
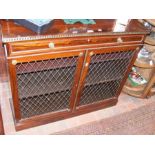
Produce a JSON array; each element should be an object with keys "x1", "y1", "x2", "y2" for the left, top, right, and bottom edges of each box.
[
  {"x1": 85, "y1": 62, "x2": 89, "y2": 67},
  {"x1": 12, "y1": 60, "x2": 17, "y2": 65},
  {"x1": 89, "y1": 52, "x2": 94, "y2": 56},
  {"x1": 79, "y1": 52, "x2": 84, "y2": 57}
]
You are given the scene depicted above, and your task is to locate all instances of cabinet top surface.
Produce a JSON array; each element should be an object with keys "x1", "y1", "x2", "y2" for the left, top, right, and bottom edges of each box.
[{"x1": 0, "y1": 19, "x2": 150, "y2": 42}]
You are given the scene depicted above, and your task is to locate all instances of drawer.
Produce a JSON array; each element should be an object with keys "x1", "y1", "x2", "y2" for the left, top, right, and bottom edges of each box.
[{"x1": 6, "y1": 35, "x2": 143, "y2": 56}]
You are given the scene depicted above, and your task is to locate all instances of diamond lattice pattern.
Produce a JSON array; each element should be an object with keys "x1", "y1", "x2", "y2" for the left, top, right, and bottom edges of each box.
[
  {"x1": 16, "y1": 56, "x2": 78, "y2": 118},
  {"x1": 79, "y1": 50, "x2": 135, "y2": 106}
]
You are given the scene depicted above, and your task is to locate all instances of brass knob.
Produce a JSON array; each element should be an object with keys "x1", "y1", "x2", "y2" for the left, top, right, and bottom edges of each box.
[
  {"x1": 89, "y1": 52, "x2": 94, "y2": 56},
  {"x1": 48, "y1": 42, "x2": 55, "y2": 49},
  {"x1": 85, "y1": 62, "x2": 89, "y2": 67},
  {"x1": 12, "y1": 60, "x2": 17, "y2": 65},
  {"x1": 79, "y1": 52, "x2": 83, "y2": 57},
  {"x1": 117, "y1": 37, "x2": 123, "y2": 43}
]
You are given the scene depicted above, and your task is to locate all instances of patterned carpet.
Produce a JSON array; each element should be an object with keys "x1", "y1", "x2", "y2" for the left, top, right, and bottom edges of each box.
[{"x1": 56, "y1": 101, "x2": 155, "y2": 135}]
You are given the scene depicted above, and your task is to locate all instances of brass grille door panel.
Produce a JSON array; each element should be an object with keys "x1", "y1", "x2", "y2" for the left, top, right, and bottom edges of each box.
[
  {"x1": 10, "y1": 50, "x2": 84, "y2": 120},
  {"x1": 77, "y1": 47, "x2": 136, "y2": 108}
]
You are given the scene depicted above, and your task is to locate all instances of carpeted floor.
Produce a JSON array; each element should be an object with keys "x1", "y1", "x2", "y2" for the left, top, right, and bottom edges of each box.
[{"x1": 56, "y1": 101, "x2": 155, "y2": 135}]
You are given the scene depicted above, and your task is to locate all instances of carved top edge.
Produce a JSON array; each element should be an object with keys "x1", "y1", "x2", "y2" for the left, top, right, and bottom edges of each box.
[{"x1": 2, "y1": 32, "x2": 147, "y2": 43}]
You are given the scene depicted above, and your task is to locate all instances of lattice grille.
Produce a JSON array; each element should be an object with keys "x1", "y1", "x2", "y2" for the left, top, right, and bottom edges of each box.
[
  {"x1": 79, "y1": 80, "x2": 121, "y2": 105},
  {"x1": 79, "y1": 50, "x2": 135, "y2": 106},
  {"x1": 15, "y1": 56, "x2": 78, "y2": 118},
  {"x1": 19, "y1": 90, "x2": 71, "y2": 118}
]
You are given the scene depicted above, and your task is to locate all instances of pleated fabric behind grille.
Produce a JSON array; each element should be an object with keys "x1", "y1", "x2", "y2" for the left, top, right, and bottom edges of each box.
[
  {"x1": 15, "y1": 56, "x2": 78, "y2": 119},
  {"x1": 79, "y1": 50, "x2": 135, "y2": 106}
]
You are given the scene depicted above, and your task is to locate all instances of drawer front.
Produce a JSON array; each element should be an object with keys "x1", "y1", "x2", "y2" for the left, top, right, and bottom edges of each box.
[
  {"x1": 6, "y1": 35, "x2": 143, "y2": 56},
  {"x1": 8, "y1": 50, "x2": 85, "y2": 120},
  {"x1": 76, "y1": 45, "x2": 140, "y2": 109}
]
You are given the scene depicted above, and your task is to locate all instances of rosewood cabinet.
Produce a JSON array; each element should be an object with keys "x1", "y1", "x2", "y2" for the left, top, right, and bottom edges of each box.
[{"x1": 0, "y1": 19, "x2": 149, "y2": 130}]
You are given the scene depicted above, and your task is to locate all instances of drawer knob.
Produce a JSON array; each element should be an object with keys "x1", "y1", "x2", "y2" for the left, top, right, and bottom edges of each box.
[
  {"x1": 117, "y1": 37, "x2": 123, "y2": 43},
  {"x1": 12, "y1": 60, "x2": 17, "y2": 65},
  {"x1": 49, "y1": 42, "x2": 55, "y2": 49}
]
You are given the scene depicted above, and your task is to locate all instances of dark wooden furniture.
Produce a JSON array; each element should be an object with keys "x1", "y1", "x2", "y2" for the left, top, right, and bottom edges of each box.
[
  {"x1": 123, "y1": 61, "x2": 155, "y2": 98},
  {"x1": 134, "y1": 56, "x2": 155, "y2": 98},
  {"x1": 143, "y1": 69, "x2": 155, "y2": 97},
  {"x1": 0, "y1": 107, "x2": 4, "y2": 135},
  {"x1": 0, "y1": 26, "x2": 4, "y2": 135},
  {"x1": 123, "y1": 19, "x2": 155, "y2": 98},
  {"x1": 0, "y1": 19, "x2": 149, "y2": 131}
]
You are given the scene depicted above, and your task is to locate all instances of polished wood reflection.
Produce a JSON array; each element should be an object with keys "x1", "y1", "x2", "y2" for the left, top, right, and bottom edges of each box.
[{"x1": 0, "y1": 19, "x2": 149, "y2": 40}]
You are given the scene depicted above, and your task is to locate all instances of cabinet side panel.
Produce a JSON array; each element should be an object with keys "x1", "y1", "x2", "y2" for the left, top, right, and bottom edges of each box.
[
  {"x1": 0, "y1": 24, "x2": 5, "y2": 134},
  {"x1": 0, "y1": 24, "x2": 7, "y2": 82},
  {"x1": 0, "y1": 107, "x2": 4, "y2": 135}
]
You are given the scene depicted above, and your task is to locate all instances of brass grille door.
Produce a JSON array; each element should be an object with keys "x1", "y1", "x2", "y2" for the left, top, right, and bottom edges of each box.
[
  {"x1": 76, "y1": 46, "x2": 137, "y2": 108},
  {"x1": 9, "y1": 50, "x2": 84, "y2": 120}
]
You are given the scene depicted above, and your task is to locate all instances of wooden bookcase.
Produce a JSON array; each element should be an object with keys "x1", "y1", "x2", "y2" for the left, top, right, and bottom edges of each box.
[{"x1": 0, "y1": 19, "x2": 149, "y2": 130}]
